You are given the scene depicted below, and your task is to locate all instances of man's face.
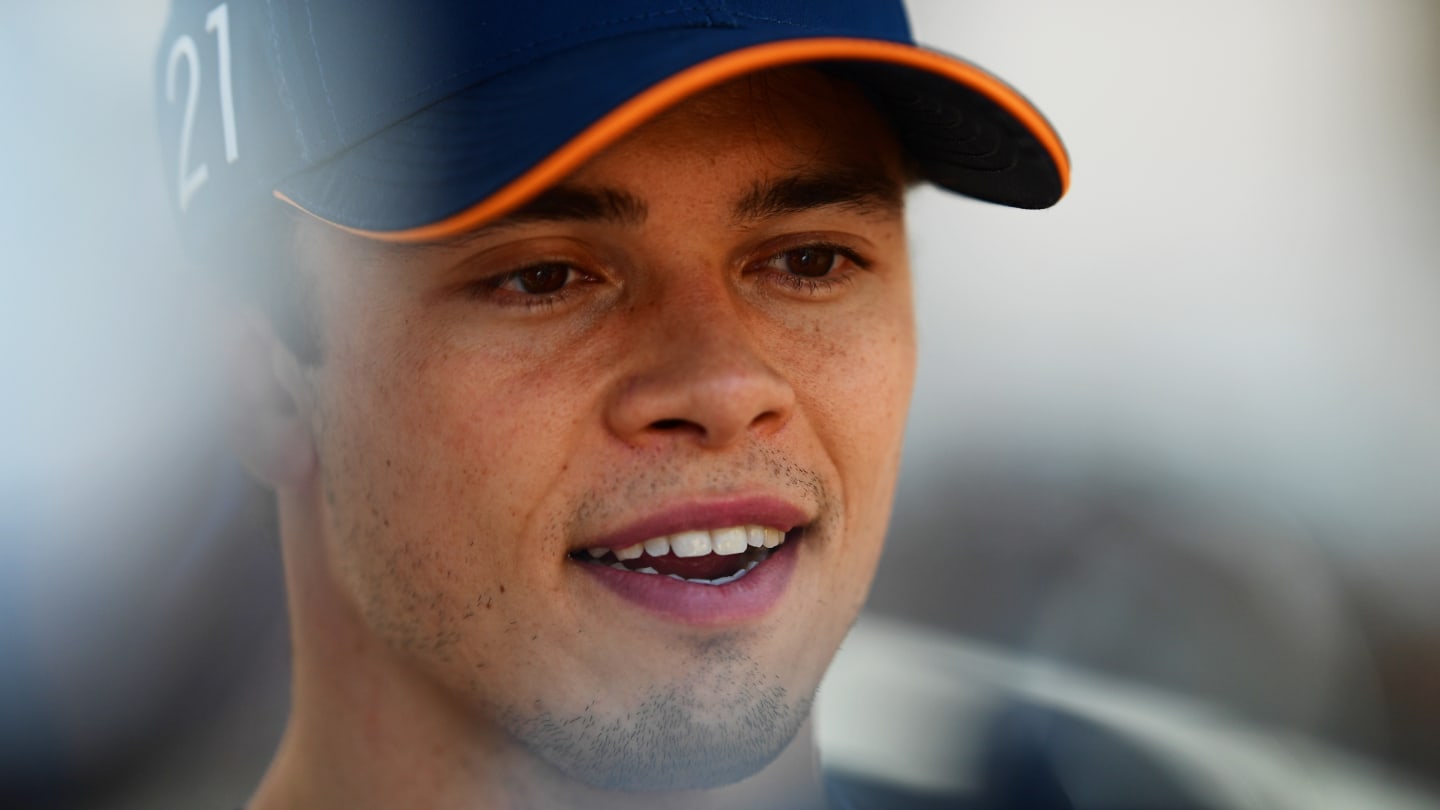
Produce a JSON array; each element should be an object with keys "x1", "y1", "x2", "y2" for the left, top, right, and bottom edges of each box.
[{"x1": 291, "y1": 69, "x2": 915, "y2": 790}]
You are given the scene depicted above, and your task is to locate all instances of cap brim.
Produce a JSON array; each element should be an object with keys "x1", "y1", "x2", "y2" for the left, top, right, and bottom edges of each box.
[{"x1": 275, "y1": 31, "x2": 1069, "y2": 243}]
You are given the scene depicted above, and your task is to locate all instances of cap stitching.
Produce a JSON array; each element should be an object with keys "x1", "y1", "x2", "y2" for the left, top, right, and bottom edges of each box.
[
  {"x1": 301, "y1": 0, "x2": 343, "y2": 148},
  {"x1": 724, "y1": 10, "x2": 820, "y2": 28}
]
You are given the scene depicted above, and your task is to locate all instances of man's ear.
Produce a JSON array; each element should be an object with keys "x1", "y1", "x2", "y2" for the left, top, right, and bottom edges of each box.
[{"x1": 225, "y1": 311, "x2": 317, "y2": 490}]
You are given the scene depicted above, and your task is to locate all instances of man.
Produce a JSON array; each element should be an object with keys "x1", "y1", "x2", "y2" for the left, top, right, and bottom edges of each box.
[{"x1": 155, "y1": 1, "x2": 1067, "y2": 807}]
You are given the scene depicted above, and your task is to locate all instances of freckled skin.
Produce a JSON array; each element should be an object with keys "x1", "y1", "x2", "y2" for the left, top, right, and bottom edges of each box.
[{"x1": 260, "y1": 69, "x2": 916, "y2": 809}]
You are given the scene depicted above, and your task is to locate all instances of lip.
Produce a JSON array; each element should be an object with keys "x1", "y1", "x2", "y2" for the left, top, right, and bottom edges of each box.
[
  {"x1": 576, "y1": 496, "x2": 810, "y2": 553},
  {"x1": 569, "y1": 496, "x2": 811, "y2": 626}
]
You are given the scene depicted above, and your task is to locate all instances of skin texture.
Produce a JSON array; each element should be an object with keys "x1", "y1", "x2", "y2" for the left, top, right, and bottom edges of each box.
[{"x1": 241, "y1": 68, "x2": 916, "y2": 809}]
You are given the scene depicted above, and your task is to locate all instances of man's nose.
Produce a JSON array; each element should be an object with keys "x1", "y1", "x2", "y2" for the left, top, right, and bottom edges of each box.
[{"x1": 604, "y1": 289, "x2": 796, "y2": 449}]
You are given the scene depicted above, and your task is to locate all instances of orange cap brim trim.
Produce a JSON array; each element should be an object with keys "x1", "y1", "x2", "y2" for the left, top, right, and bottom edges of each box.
[{"x1": 275, "y1": 37, "x2": 1070, "y2": 243}]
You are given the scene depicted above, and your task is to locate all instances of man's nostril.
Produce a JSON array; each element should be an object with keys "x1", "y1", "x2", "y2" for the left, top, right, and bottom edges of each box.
[{"x1": 651, "y1": 418, "x2": 691, "y2": 432}]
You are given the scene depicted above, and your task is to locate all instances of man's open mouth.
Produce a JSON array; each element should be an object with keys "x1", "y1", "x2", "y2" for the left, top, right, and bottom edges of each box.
[{"x1": 569, "y1": 525, "x2": 792, "y2": 586}]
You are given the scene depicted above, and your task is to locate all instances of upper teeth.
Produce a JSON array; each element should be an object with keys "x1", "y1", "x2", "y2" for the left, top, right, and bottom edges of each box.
[{"x1": 585, "y1": 524, "x2": 785, "y2": 560}]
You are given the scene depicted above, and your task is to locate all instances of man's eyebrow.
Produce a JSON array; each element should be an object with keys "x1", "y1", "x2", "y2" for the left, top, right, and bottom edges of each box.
[
  {"x1": 426, "y1": 184, "x2": 647, "y2": 249},
  {"x1": 733, "y1": 168, "x2": 904, "y2": 223},
  {"x1": 486, "y1": 184, "x2": 648, "y2": 230}
]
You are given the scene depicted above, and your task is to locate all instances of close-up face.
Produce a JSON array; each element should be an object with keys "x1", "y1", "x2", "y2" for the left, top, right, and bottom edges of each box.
[{"x1": 290, "y1": 68, "x2": 915, "y2": 791}]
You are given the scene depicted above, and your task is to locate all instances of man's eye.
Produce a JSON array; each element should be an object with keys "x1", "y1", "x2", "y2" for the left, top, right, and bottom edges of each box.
[
  {"x1": 473, "y1": 261, "x2": 600, "y2": 309},
  {"x1": 754, "y1": 242, "x2": 869, "y2": 294},
  {"x1": 780, "y1": 246, "x2": 839, "y2": 278},
  {"x1": 498, "y1": 263, "x2": 580, "y2": 295}
]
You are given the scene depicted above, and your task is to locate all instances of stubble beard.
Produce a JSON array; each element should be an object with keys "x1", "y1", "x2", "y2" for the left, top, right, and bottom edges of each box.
[{"x1": 502, "y1": 644, "x2": 814, "y2": 792}]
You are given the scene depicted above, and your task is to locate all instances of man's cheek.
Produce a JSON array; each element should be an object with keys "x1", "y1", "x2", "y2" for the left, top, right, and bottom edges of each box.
[{"x1": 795, "y1": 320, "x2": 912, "y2": 448}]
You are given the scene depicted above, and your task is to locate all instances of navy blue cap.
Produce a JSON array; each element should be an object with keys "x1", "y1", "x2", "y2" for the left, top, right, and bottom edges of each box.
[{"x1": 156, "y1": 0, "x2": 1068, "y2": 251}]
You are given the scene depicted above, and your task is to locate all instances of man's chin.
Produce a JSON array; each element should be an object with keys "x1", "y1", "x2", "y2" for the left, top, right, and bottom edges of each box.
[{"x1": 506, "y1": 682, "x2": 813, "y2": 792}]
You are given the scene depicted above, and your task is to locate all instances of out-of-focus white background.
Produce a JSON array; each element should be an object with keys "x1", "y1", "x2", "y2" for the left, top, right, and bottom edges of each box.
[{"x1": 2, "y1": 1, "x2": 1437, "y2": 808}]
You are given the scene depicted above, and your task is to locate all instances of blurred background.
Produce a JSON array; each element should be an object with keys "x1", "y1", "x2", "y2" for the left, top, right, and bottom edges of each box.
[{"x1": 2, "y1": 1, "x2": 1437, "y2": 808}]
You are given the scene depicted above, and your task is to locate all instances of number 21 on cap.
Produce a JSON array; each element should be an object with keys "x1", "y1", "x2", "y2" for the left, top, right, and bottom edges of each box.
[{"x1": 166, "y1": 2, "x2": 238, "y2": 212}]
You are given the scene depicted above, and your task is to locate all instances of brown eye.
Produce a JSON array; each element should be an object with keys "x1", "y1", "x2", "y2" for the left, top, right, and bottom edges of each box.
[
  {"x1": 513, "y1": 264, "x2": 571, "y2": 294},
  {"x1": 783, "y1": 246, "x2": 837, "y2": 278},
  {"x1": 480, "y1": 260, "x2": 601, "y2": 308}
]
